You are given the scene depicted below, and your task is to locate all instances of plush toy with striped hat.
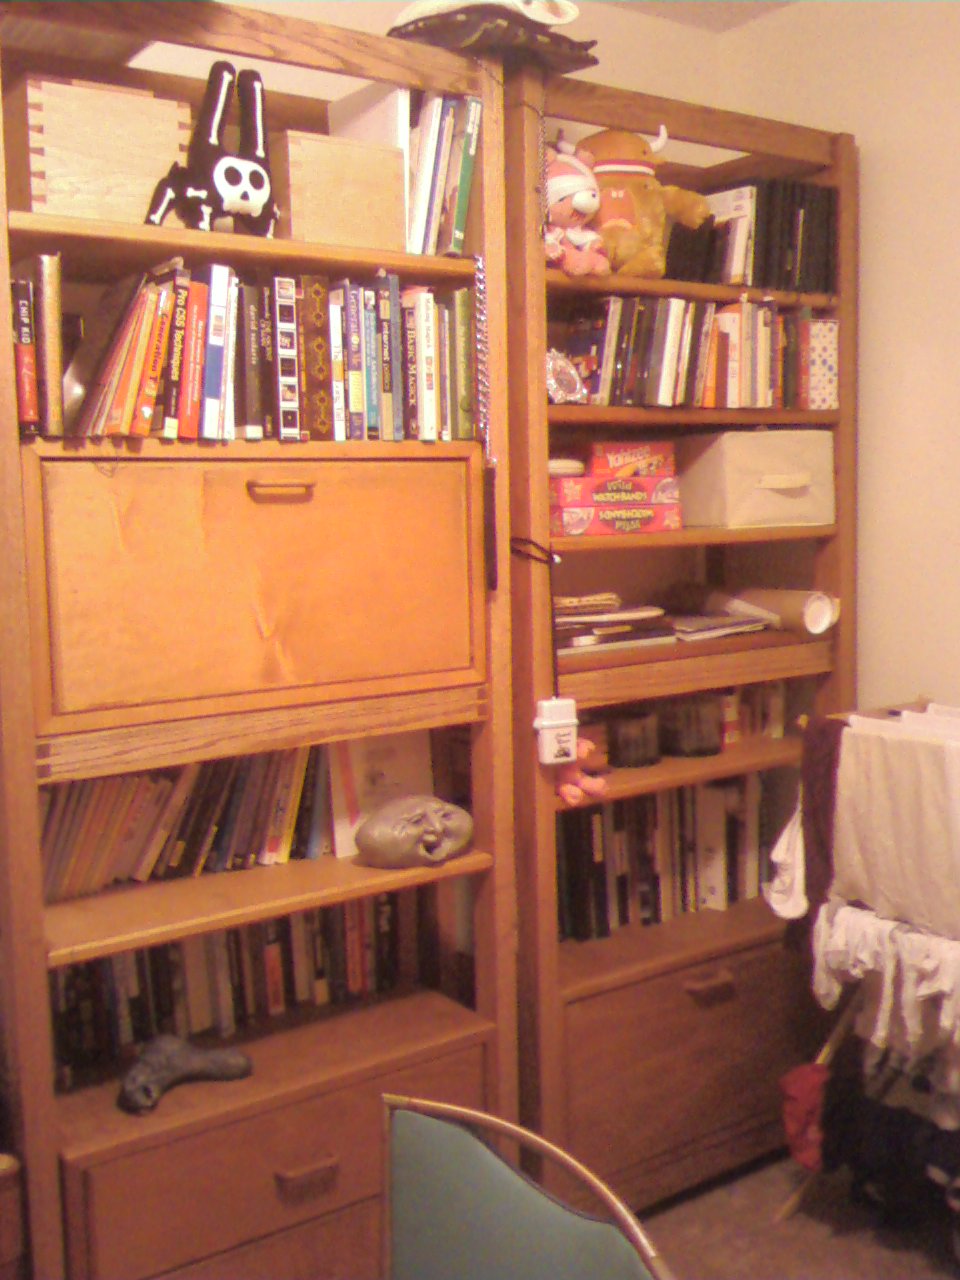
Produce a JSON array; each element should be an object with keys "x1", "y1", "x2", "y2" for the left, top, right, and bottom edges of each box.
[
  {"x1": 543, "y1": 141, "x2": 611, "y2": 277},
  {"x1": 583, "y1": 126, "x2": 710, "y2": 277}
]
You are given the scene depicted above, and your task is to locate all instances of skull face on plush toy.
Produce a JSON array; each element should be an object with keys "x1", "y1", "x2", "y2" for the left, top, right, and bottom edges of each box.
[
  {"x1": 146, "y1": 60, "x2": 278, "y2": 236},
  {"x1": 543, "y1": 142, "x2": 611, "y2": 277},
  {"x1": 583, "y1": 125, "x2": 710, "y2": 277}
]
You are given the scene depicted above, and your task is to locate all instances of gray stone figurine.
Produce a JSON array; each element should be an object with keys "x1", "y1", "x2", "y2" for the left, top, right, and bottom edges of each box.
[
  {"x1": 118, "y1": 1034, "x2": 253, "y2": 1114},
  {"x1": 354, "y1": 795, "x2": 473, "y2": 869}
]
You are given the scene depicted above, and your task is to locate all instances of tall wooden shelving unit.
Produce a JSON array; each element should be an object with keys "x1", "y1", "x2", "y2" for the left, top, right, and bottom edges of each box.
[
  {"x1": 505, "y1": 66, "x2": 857, "y2": 1207},
  {"x1": 0, "y1": 5, "x2": 515, "y2": 1279}
]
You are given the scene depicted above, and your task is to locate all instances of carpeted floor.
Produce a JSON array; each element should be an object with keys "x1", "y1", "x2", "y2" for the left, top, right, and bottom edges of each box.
[{"x1": 645, "y1": 1156, "x2": 960, "y2": 1279}]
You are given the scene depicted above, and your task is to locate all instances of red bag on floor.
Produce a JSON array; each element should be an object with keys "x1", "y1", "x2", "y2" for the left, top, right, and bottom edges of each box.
[{"x1": 780, "y1": 1061, "x2": 830, "y2": 1172}]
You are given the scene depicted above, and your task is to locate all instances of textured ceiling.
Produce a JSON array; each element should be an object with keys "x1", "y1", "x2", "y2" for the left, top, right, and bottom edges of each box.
[{"x1": 602, "y1": 1, "x2": 791, "y2": 31}]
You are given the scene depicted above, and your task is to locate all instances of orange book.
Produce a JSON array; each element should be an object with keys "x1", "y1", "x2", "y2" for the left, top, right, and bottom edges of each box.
[
  {"x1": 75, "y1": 287, "x2": 148, "y2": 437},
  {"x1": 177, "y1": 280, "x2": 209, "y2": 440},
  {"x1": 129, "y1": 281, "x2": 175, "y2": 436},
  {"x1": 101, "y1": 284, "x2": 158, "y2": 436}
]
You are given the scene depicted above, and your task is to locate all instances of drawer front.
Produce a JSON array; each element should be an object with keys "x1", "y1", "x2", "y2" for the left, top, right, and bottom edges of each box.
[
  {"x1": 565, "y1": 943, "x2": 813, "y2": 1191},
  {"x1": 31, "y1": 455, "x2": 484, "y2": 726},
  {"x1": 69, "y1": 1046, "x2": 484, "y2": 1280},
  {"x1": 156, "y1": 1197, "x2": 380, "y2": 1280}
]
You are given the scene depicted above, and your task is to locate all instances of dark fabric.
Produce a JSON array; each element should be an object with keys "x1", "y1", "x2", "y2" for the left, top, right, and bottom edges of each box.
[
  {"x1": 801, "y1": 716, "x2": 846, "y2": 920},
  {"x1": 388, "y1": 7, "x2": 599, "y2": 72}
]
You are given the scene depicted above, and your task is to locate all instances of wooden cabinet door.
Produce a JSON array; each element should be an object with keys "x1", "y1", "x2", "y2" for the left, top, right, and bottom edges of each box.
[
  {"x1": 564, "y1": 941, "x2": 818, "y2": 1207},
  {"x1": 26, "y1": 450, "x2": 485, "y2": 731}
]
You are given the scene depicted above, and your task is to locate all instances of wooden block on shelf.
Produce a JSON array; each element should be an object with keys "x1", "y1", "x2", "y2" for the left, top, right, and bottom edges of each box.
[
  {"x1": 2, "y1": 75, "x2": 191, "y2": 225},
  {"x1": 271, "y1": 129, "x2": 405, "y2": 251}
]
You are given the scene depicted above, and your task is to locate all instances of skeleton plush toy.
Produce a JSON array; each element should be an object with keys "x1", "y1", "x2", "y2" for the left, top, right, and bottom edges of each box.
[{"x1": 146, "y1": 60, "x2": 278, "y2": 236}]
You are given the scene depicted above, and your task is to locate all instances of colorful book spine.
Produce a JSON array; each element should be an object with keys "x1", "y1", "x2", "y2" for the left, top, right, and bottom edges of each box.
[
  {"x1": 234, "y1": 280, "x2": 265, "y2": 441},
  {"x1": 220, "y1": 273, "x2": 239, "y2": 441},
  {"x1": 272, "y1": 275, "x2": 302, "y2": 442},
  {"x1": 11, "y1": 277, "x2": 39, "y2": 433},
  {"x1": 159, "y1": 267, "x2": 191, "y2": 439},
  {"x1": 338, "y1": 279, "x2": 365, "y2": 441},
  {"x1": 361, "y1": 286, "x2": 380, "y2": 440},
  {"x1": 177, "y1": 279, "x2": 209, "y2": 440},
  {"x1": 130, "y1": 280, "x2": 175, "y2": 436},
  {"x1": 200, "y1": 263, "x2": 234, "y2": 441},
  {"x1": 327, "y1": 285, "x2": 347, "y2": 443},
  {"x1": 296, "y1": 274, "x2": 333, "y2": 441},
  {"x1": 437, "y1": 96, "x2": 482, "y2": 257}
]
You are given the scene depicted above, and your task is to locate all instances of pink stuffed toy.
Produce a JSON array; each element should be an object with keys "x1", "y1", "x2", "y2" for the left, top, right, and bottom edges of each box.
[
  {"x1": 543, "y1": 142, "x2": 611, "y2": 277},
  {"x1": 554, "y1": 737, "x2": 609, "y2": 807}
]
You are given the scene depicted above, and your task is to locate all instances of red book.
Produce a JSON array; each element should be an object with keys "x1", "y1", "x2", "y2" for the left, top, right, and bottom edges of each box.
[
  {"x1": 177, "y1": 280, "x2": 209, "y2": 440},
  {"x1": 11, "y1": 278, "x2": 39, "y2": 432}
]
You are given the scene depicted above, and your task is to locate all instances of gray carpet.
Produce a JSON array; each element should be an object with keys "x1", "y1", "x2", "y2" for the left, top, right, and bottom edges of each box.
[{"x1": 646, "y1": 1156, "x2": 959, "y2": 1279}]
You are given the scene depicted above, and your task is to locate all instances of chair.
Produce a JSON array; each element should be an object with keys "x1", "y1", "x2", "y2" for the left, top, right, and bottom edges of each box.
[{"x1": 382, "y1": 1094, "x2": 677, "y2": 1280}]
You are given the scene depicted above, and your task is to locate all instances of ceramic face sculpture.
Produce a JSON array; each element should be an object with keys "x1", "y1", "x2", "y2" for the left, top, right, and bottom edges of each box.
[{"x1": 354, "y1": 794, "x2": 474, "y2": 869}]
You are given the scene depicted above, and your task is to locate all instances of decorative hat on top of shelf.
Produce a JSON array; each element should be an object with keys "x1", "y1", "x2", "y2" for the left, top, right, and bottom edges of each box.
[
  {"x1": 582, "y1": 126, "x2": 711, "y2": 277},
  {"x1": 145, "y1": 60, "x2": 279, "y2": 236},
  {"x1": 544, "y1": 139, "x2": 611, "y2": 276},
  {"x1": 388, "y1": 0, "x2": 598, "y2": 72}
]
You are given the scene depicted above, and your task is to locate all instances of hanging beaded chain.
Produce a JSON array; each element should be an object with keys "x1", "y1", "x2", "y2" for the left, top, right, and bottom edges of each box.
[{"x1": 473, "y1": 252, "x2": 493, "y2": 465}]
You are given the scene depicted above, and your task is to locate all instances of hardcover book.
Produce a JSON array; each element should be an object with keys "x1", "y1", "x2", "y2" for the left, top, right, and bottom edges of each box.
[
  {"x1": 11, "y1": 254, "x2": 62, "y2": 434},
  {"x1": 176, "y1": 278, "x2": 209, "y2": 440},
  {"x1": 271, "y1": 275, "x2": 302, "y2": 442},
  {"x1": 437, "y1": 96, "x2": 482, "y2": 257},
  {"x1": 295, "y1": 273, "x2": 334, "y2": 440},
  {"x1": 11, "y1": 277, "x2": 39, "y2": 432}
]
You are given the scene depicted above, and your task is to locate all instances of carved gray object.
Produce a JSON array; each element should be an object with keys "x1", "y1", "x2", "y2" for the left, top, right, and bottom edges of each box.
[
  {"x1": 117, "y1": 1034, "x2": 253, "y2": 1114},
  {"x1": 354, "y1": 794, "x2": 474, "y2": 869}
]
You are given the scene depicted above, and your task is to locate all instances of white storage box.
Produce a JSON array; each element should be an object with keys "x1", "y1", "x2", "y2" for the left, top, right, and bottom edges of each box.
[{"x1": 677, "y1": 429, "x2": 835, "y2": 528}]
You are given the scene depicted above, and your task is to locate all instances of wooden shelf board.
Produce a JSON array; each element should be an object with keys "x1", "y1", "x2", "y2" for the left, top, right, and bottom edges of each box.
[
  {"x1": 559, "y1": 896, "x2": 786, "y2": 1004},
  {"x1": 559, "y1": 635, "x2": 833, "y2": 709},
  {"x1": 8, "y1": 211, "x2": 477, "y2": 286},
  {"x1": 57, "y1": 989, "x2": 494, "y2": 1161},
  {"x1": 546, "y1": 268, "x2": 838, "y2": 311},
  {"x1": 37, "y1": 684, "x2": 488, "y2": 784},
  {"x1": 548, "y1": 405, "x2": 839, "y2": 429},
  {"x1": 24, "y1": 438, "x2": 477, "y2": 462},
  {"x1": 552, "y1": 524, "x2": 836, "y2": 552},
  {"x1": 556, "y1": 735, "x2": 801, "y2": 810},
  {"x1": 45, "y1": 851, "x2": 494, "y2": 967}
]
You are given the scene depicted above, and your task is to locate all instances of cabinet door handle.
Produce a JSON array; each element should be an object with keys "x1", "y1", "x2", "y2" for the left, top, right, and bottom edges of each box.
[
  {"x1": 683, "y1": 969, "x2": 736, "y2": 1005},
  {"x1": 274, "y1": 1154, "x2": 340, "y2": 1199},
  {"x1": 246, "y1": 479, "x2": 316, "y2": 501}
]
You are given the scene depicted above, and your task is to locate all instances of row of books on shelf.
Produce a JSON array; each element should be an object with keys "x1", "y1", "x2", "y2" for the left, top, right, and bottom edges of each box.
[
  {"x1": 550, "y1": 293, "x2": 839, "y2": 411},
  {"x1": 557, "y1": 775, "x2": 769, "y2": 943},
  {"x1": 666, "y1": 178, "x2": 837, "y2": 294},
  {"x1": 12, "y1": 252, "x2": 477, "y2": 443},
  {"x1": 50, "y1": 900, "x2": 399, "y2": 1089},
  {"x1": 40, "y1": 728, "x2": 440, "y2": 904}
]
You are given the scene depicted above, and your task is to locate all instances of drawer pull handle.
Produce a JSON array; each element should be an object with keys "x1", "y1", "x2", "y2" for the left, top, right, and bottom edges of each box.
[
  {"x1": 274, "y1": 1155, "x2": 340, "y2": 1199},
  {"x1": 246, "y1": 479, "x2": 317, "y2": 501},
  {"x1": 683, "y1": 970, "x2": 736, "y2": 1005}
]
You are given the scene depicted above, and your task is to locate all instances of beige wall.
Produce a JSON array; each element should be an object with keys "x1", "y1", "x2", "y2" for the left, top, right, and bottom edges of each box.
[{"x1": 156, "y1": 0, "x2": 949, "y2": 709}]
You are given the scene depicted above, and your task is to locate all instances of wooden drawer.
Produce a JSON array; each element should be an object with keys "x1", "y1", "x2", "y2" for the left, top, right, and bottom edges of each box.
[
  {"x1": 156, "y1": 1196, "x2": 380, "y2": 1280},
  {"x1": 23, "y1": 448, "x2": 485, "y2": 733},
  {"x1": 62, "y1": 1044, "x2": 484, "y2": 1280},
  {"x1": 564, "y1": 940, "x2": 816, "y2": 1205}
]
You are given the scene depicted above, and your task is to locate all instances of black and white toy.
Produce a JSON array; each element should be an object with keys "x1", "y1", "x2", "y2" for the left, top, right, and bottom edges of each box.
[{"x1": 145, "y1": 60, "x2": 278, "y2": 236}]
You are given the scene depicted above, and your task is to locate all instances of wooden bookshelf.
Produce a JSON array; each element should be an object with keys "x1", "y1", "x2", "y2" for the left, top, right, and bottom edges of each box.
[
  {"x1": 505, "y1": 61, "x2": 857, "y2": 1207},
  {"x1": 0, "y1": 5, "x2": 515, "y2": 1277}
]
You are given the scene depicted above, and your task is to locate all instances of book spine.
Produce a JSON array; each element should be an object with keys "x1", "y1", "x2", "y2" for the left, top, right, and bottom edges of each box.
[
  {"x1": 361, "y1": 286, "x2": 381, "y2": 440},
  {"x1": 415, "y1": 288, "x2": 438, "y2": 442},
  {"x1": 130, "y1": 282, "x2": 175, "y2": 436},
  {"x1": 375, "y1": 277, "x2": 397, "y2": 442},
  {"x1": 435, "y1": 295, "x2": 452, "y2": 441},
  {"x1": 103, "y1": 286, "x2": 156, "y2": 437},
  {"x1": 272, "y1": 276, "x2": 302, "y2": 442},
  {"x1": 234, "y1": 281, "x2": 264, "y2": 440},
  {"x1": 296, "y1": 274, "x2": 333, "y2": 441},
  {"x1": 34, "y1": 254, "x2": 64, "y2": 435},
  {"x1": 200, "y1": 264, "x2": 233, "y2": 441},
  {"x1": 340, "y1": 281, "x2": 365, "y2": 441},
  {"x1": 11, "y1": 278, "x2": 39, "y2": 433},
  {"x1": 386, "y1": 272, "x2": 404, "y2": 441},
  {"x1": 160, "y1": 269, "x2": 191, "y2": 439},
  {"x1": 327, "y1": 287, "x2": 347, "y2": 442},
  {"x1": 257, "y1": 282, "x2": 276, "y2": 438},
  {"x1": 439, "y1": 96, "x2": 482, "y2": 257},
  {"x1": 422, "y1": 96, "x2": 456, "y2": 255},
  {"x1": 400, "y1": 294, "x2": 420, "y2": 439},
  {"x1": 177, "y1": 280, "x2": 209, "y2": 440},
  {"x1": 220, "y1": 273, "x2": 239, "y2": 441},
  {"x1": 450, "y1": 286, "x2": 474, "y2": 440}
]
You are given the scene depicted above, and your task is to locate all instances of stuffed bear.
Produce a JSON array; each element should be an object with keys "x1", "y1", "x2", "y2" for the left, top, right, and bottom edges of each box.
[
  {"x1": 543, "y1": 142, "x2": 611, "y2": 277},
  {"x1": 582, "y1": 126, "x2": 710, "y2": 277}
]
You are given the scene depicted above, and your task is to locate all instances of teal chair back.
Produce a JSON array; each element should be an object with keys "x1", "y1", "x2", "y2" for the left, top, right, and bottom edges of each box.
[{"x1": 383, "y1": 1095, "x2": 676, "y2": 1280}]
